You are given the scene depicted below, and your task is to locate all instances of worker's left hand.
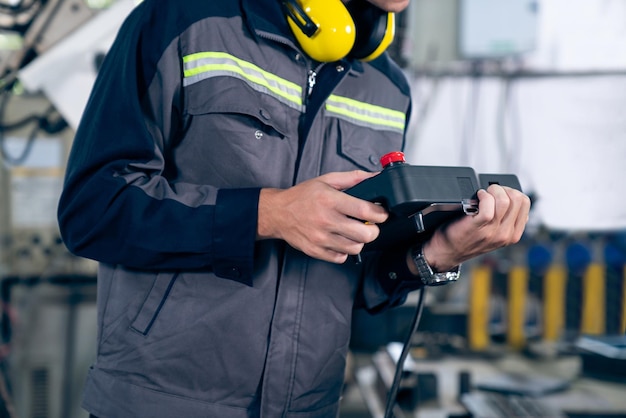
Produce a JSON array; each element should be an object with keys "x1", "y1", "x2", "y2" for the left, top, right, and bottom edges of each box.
[{"x1": 421, "y1": 184, "x2": 531, "y2": 272}]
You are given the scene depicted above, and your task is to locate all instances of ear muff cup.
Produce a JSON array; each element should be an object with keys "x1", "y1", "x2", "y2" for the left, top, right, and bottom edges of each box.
[
  {"x1": 283, "y1": 0, "x2": 394, "y2": 63},
  {"x1": 345, "y1": 0, "x2": 395, "y2": 61},
  {"x1": 284, "y1": 0, "x2": 356, "y2": 63}
]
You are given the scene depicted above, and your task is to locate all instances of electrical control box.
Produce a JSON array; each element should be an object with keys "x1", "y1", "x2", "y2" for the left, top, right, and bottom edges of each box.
[
  {"x1": 459, "y1": 0, "x2": 539, "y2": 59},
  {"x1": 402, "y1": 0, "x2": 539, "y2": 69}
]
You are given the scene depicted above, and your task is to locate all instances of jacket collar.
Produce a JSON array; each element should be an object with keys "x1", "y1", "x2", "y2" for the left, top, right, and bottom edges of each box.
[
  {"x1": 241, "y1": 0, "x2": 294, "y2": 44},
  {"x1": 240, "y1": 0, "x2": 364, "y2": 74}
]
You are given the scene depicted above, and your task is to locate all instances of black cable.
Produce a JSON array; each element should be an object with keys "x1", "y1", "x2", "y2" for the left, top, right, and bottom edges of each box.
[
  {"x1": 0, "y1": 111, "x2": 42, "y2": 165},
  {"x1": 0, "y1": 113, "x2": 40, "y2": 132},
  {"x1": 0, "y1": 82, "x2": 66, "y2": 166},
  {"x1": 383, "y1": 286, "x2": 428, "y2": 418},
  {"x1": 0, "y1": 104, "x2": 60, "y2": 167}
]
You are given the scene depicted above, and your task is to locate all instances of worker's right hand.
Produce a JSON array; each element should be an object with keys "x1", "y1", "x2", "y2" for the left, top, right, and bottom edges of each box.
[{"x1": 257, "y1": 171, "x2": 389, "y2": 264}]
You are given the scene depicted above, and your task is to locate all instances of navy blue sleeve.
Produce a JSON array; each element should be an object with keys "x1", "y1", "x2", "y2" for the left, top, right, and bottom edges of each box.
[
  {"x1": 356, "y1": 247, "x2": 423, "y2": 313},
  {"x1": 57, "y1": 2, "x2": 259, "y2": 285}
]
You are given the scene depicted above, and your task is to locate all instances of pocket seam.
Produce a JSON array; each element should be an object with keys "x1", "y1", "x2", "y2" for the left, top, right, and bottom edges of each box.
[{"x1": 130, "y1": 272, "x2": 179, "y2": 336}]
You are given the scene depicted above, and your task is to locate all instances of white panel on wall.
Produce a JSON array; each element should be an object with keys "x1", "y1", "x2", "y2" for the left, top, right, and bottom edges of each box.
[
  {"x1": 404, "y1": 74, "x2": 626, "y2": 232},
  {"x1": 402, "y1": 0, "x2": 626, "y2": 231},
  {"x1": 517, "y1": 76, "x2": 626, "y2": 231}
]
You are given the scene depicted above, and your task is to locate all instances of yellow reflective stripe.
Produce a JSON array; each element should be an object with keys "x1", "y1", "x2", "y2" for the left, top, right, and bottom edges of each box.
[
  {"x1": 325, "y1": 94, "x2": 406, "y2": 133},
  {"x1": 183, "y1": 52, "x2": 303, "y2": 110}
]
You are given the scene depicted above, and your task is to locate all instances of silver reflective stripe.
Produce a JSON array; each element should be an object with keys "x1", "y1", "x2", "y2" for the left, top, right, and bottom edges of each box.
[
  {"x1": 325, "y1": 94, "x2": 406, "y2": 134},
  {"x1": 183, "y1": 51, "x2": 304, "y2": 112}
]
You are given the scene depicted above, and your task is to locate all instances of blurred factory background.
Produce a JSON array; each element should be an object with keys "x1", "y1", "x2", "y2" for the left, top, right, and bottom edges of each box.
[{"x1": 0, "y1": 0, "x2": 624, "y2": 417}]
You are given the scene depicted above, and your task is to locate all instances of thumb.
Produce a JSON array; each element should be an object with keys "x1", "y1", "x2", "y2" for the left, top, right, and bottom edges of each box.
[{"x1": 321, "y1": 170, "x2": 380, "y2": 191}]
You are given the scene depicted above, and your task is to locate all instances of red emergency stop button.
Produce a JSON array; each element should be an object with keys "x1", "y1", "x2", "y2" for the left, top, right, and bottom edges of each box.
[{"x1": 380, "y1": 151, "x2": 405, "y2": 168}]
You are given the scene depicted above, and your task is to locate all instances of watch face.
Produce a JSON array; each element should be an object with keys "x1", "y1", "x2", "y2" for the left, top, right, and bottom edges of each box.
[{"x1": 424, "y1": 272, "x2": 459, "y2": 286}]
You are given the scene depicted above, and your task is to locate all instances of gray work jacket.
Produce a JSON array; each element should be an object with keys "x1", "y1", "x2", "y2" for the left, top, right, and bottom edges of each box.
[{"x1": 57, "y1": 0, "x2": 414, "y2": 416}]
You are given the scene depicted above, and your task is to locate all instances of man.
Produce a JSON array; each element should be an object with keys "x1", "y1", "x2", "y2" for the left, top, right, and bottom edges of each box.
[{"x1": 57, "y1": 0, "x2": 530, "y2": 416}]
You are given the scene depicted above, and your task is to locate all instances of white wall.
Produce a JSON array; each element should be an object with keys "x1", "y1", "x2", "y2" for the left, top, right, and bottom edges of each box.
[{"x1": 403, "y1": 0, "x2": 626, "y2": 231}]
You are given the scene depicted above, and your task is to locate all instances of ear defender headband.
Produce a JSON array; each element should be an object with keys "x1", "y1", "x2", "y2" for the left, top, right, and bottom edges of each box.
[{"x1": 282, "y1": 0, "x2": 395, "y2": 63}]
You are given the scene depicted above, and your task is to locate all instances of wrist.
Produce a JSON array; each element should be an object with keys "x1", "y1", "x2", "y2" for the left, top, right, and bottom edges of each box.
[
  {"x1": 420, "y1": 237, "x2": 460, "y2": 272},
  {"x1": 257, "y1": 188, "x2": 281, "y2": 240},
  {"x1": 409, "y1": 242, "x2": 461, "y2": 286}
]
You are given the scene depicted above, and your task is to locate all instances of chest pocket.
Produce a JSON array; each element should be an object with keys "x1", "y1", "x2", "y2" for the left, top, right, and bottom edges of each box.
[
  {"x1": 180, "y1": 77, "x2": 300, "y2": 188},
  {"x1": 187, "y1": 76, "x2": 293, "y2": 133}
]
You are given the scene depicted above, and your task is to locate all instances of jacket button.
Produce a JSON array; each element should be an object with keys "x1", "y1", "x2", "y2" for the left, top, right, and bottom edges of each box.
[
  {"x1": 369, "y1": 154, "x2": 378, "y2": 165},
  {"x1": 228, "y1": 266, "x2": 241, "y2": 279}
]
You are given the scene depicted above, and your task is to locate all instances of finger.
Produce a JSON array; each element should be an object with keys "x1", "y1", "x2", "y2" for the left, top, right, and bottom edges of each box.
[
  {"x1": 330, "y1": 220, "x2": 381, "y2": 246},
  {"x1": 487, "y1": 184, "x2": 512, "y2": 223},
  {"x1": 475, "y1": 189, "x2": 496, "y2": 224},
  {"x1": 316, "y1": 208, "x2": 378, "y2": 247},
  {"x1": 319, "y1": 248, "x2": 350, "y2": 264},
  {"x1": 327, "y1": 233, "x2": 366, "y2": 256},
  {"x1": 303, "y1": 240, "x2": 349, "y2": 264},
  {"x1": 307, "y1": 234, "x2": 363, "y2": 264},
  {"x1": 337, "y1": 195, "x2": 389, "y2": 225},
  {"x1": 297, "y1": 214, "x2": 375, "y2": 259},
  {"x1": 486, "y1": 186, "x2": 531, "y2": 245},
  {"x1": 503, "y1": 188, "x2": 531, "y2": 239}
]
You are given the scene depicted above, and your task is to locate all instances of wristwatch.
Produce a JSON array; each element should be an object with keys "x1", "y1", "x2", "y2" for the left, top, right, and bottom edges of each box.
[{"x1": 411, "y1": 244, "x2": 461, "y2": 286}]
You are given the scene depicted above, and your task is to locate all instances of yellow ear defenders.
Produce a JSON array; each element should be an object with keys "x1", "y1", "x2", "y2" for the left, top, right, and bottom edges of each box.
[{"x1": 282, "y1": 0, "x2": 395, "y2": 63}]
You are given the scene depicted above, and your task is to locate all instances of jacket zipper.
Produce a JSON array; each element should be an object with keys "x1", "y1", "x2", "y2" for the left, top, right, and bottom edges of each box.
[
  {"x1": 306, "y1": 62, "x2": 324, "y2": 99},
  {"x1": 307, "y1": 69, "x2": 317, "y2": 97},
  {"x1": 293, "y1": 63, "x2": 325, "y2": 184}
]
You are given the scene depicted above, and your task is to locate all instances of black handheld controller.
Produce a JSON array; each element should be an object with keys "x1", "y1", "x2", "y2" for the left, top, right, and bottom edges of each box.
[{"x1": 345, "y1": 152, "x2": 522, "y2": 250}]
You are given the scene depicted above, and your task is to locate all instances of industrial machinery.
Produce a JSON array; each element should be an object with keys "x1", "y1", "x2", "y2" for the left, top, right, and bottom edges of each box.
[{"x1": 0, "y1": 1, "x2": 136, "y2": 417}]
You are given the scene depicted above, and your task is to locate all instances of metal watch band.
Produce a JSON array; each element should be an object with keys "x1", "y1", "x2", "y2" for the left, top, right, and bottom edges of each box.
[{"x1": 411, "y1": 244, "x2": 460, "y2": 286}]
